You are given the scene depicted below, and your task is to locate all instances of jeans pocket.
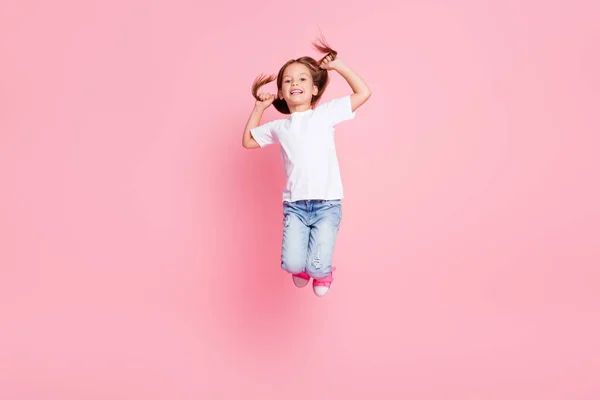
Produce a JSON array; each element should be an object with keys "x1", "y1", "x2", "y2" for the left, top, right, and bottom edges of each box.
[{"x1": 329, "y1": 204, "x2": 342, "y2": 229}]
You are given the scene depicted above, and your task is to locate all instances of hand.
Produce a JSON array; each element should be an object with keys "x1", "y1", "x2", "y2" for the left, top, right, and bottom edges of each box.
[
  {"x1": 319, "y1": 54, "x2": 342, "y2": 71},
  {"x1": 255, "y1": 92, "x2": 276, "y2": 110}
]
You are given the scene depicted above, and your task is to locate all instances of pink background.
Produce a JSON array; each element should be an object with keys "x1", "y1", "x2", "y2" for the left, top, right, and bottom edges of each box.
[{"x1": 1, "y1": 0, "x2": 599, "y2": 398}]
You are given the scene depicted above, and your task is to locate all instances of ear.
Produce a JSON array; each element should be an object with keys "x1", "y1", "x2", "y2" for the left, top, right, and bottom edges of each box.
[{"x1": 312, "y1": 85, "x2": 318, "y2": 96}]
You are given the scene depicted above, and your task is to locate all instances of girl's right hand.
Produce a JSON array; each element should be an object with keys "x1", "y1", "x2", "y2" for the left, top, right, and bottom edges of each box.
[{"x1": 255, "y1": 93, "x2": 276, "y2": 110}]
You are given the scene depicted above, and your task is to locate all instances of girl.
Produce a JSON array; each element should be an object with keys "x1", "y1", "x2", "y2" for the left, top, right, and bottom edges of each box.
[{"x1": 242, "y1": 37, "x2": 371, "y2": 297}]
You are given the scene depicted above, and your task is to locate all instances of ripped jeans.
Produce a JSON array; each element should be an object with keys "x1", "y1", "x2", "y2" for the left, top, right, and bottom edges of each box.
[{"x1": 281, "y1": 199, "x2": 342, "y2": 279}]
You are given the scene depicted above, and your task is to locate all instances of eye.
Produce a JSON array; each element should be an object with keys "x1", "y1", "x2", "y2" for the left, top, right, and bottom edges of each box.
[{"x1": 300, "y1": 78, "x2": 307, "y2": 81}]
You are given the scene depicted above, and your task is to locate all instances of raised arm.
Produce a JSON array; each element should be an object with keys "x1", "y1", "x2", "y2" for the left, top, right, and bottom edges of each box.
[
  {"x1": 242, "y1": 93, "x2": 275, "y2": 149},
  {"x1": 320, "y1": 56, "x2": 371, "y2": 112}
]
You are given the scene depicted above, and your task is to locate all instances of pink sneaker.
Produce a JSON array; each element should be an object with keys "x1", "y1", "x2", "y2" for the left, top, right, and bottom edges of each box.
[
  {"x1": 292, "y1": 272, "x2": 310, "y2": 288},
  {"x1": 312, "y1": 267, "x2": 335, "y2": 297}
]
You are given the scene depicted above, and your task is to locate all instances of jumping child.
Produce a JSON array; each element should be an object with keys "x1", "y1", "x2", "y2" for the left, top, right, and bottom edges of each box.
[{"x1": 242, "y1": 37, "x2": 371, "y2": 296}]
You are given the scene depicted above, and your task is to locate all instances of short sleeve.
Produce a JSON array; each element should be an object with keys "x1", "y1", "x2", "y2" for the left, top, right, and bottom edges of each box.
[
  {"x1": 319, "y1": 95, "x2": 356, "y2": 126},
  {"x1": 250, "y1": 120, "x2": 278, "y2": 147}
]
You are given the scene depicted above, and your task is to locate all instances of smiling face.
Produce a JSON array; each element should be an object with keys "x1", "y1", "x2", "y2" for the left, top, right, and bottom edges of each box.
[{"x1": 278, "y1": 62, "x2": 319, "y2": 111}]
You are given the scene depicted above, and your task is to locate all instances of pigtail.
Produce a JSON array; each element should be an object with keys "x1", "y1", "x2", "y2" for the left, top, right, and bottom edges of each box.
[
  {"x1": 251, "y1": 73, "x2": 291, "y2": 114},
  {"x1": 312, "y1": 34, "x2": 338, "y2": 66},
  {"x1": 251, "y1": 73, "x2": 276, "y2": 101},
  {"x1": 309, "y1": 34, "x2": 337, "y2": 105}
]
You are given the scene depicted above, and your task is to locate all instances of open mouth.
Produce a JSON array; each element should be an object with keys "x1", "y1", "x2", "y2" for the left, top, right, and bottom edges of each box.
[{"x1": 290, "y1": 89, "x2": 303, "y2": 96}]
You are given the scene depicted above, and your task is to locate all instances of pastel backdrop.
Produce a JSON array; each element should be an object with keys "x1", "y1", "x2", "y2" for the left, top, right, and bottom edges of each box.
[{"x1": 1, "y1": 0, "x2": 599, "y2": 399}]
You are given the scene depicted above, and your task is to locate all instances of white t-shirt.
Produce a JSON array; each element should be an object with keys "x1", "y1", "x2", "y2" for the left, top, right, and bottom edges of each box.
[{"x1": 250, "y1": 95, "x2": 356, "y2": 203}]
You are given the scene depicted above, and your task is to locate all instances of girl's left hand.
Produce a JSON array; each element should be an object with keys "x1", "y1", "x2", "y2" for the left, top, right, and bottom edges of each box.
[{"x1": 319, "y1": 54, "x2": 341, "y2": 70}]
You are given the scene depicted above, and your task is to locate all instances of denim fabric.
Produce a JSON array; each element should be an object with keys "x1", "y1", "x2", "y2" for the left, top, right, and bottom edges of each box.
[{"x1": 281, "y1": 199, "x2": 342, "y2": 279}]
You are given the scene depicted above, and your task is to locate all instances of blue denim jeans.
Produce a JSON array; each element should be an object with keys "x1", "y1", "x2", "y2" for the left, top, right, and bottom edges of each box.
[{"x1": 281, "y1": 199, "x2": 342, "y2": 279}]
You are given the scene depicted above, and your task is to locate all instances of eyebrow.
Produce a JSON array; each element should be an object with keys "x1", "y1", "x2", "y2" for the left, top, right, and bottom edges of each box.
[{"x1": 283, "y1": 73, "x2": 310, "y2": 78}]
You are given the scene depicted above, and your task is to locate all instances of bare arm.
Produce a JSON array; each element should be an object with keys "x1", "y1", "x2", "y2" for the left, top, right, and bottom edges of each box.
[
  {"x1": 242, "y1": 93, "x2": 275, "y2": 149},
  {"x1": 242, "y1": 108, "x2": 263, "y2": 149},
  {"x1": 321, "y1": 56, "x2": 371, "y2": 112}
]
